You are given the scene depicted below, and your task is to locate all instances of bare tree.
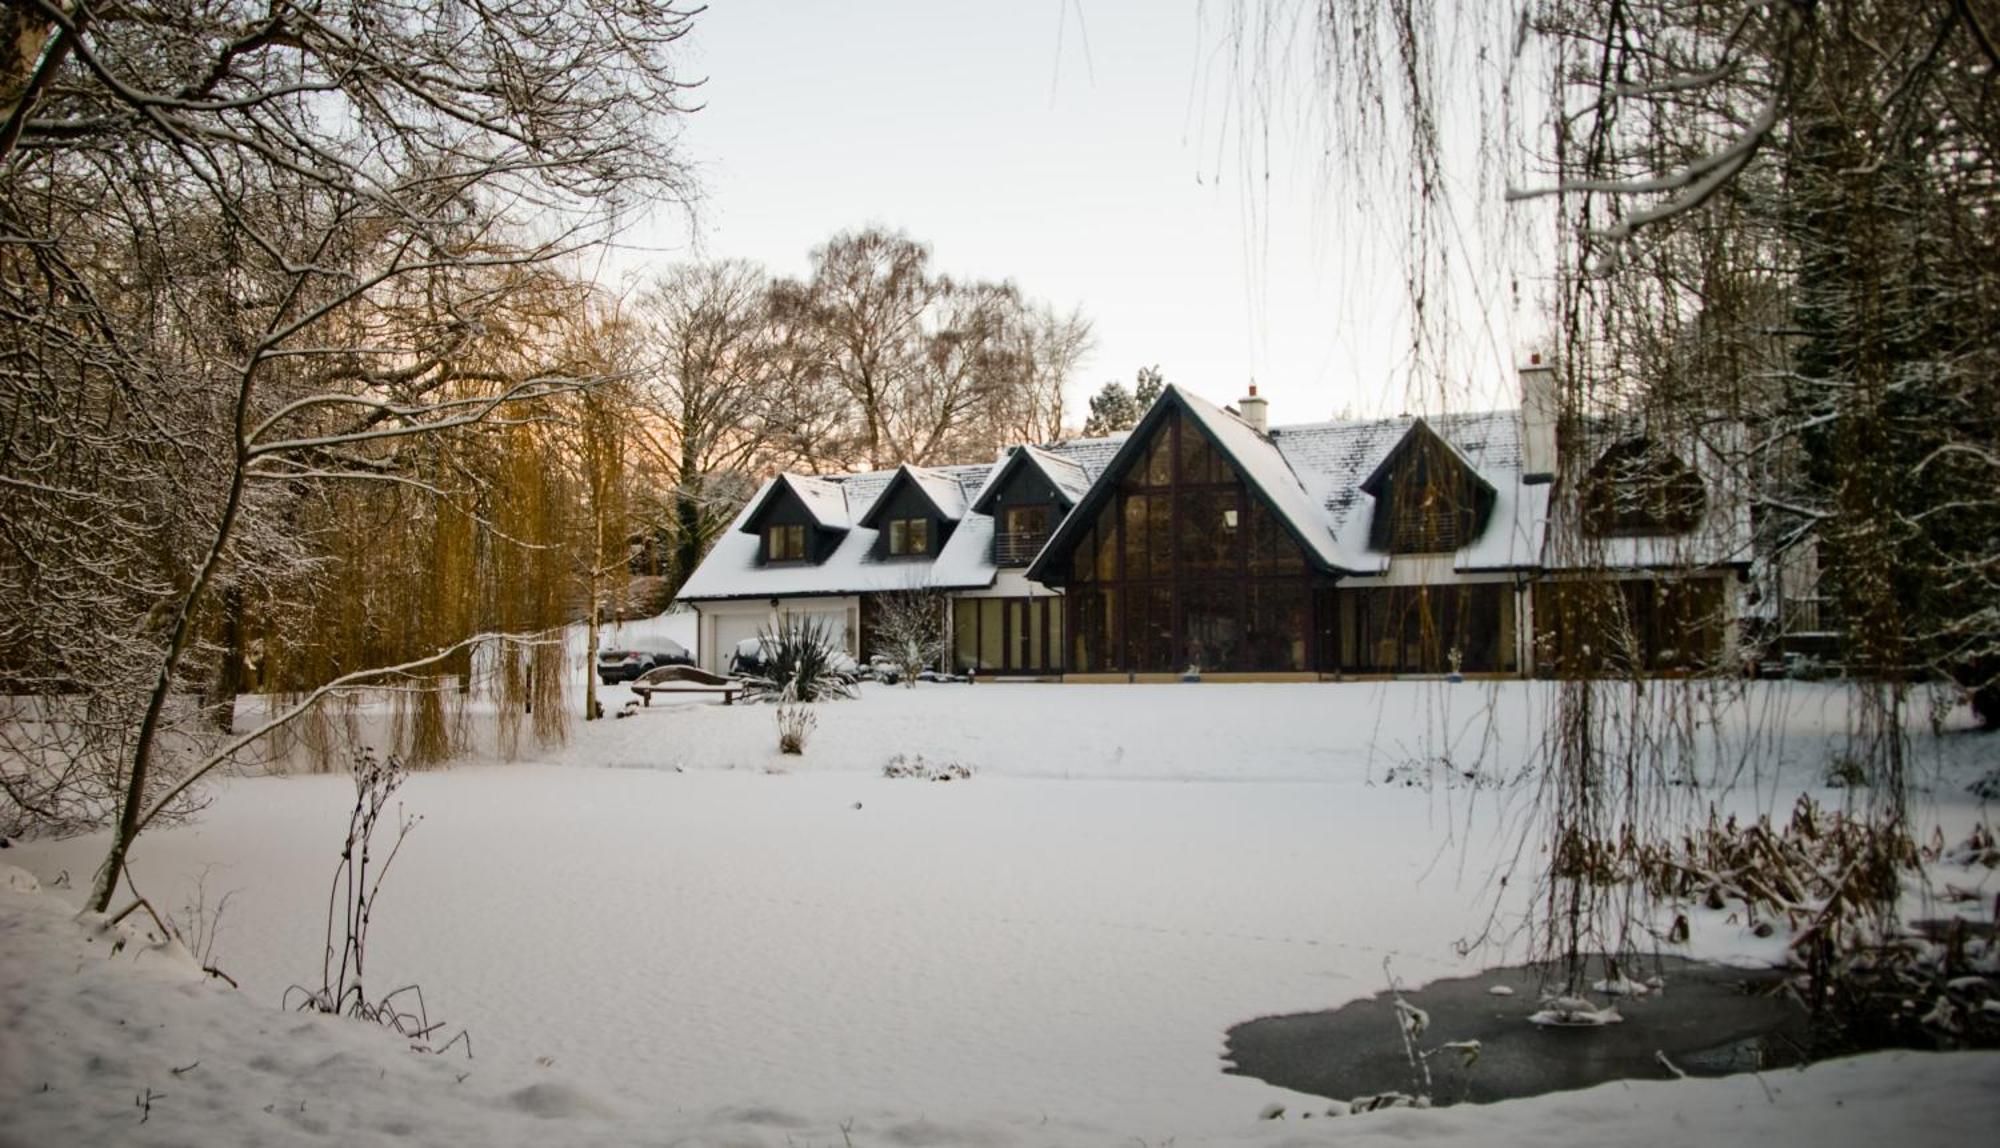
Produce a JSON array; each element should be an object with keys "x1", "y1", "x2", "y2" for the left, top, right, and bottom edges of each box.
[
  {"x1": 632, "y1": 261, "x2": 794, "y2": 593},
  {"x1": 988, "y1": 302, "x2": 1094, "y2": 446},
  {"x1": 776, "y1": 228, "x2": 948, "y2": 470},
  {"x1": 774, "y1": 227, "x2": 1091, "y2": 468},
  {"x1": 0, "y1": 0, "x2": 700, "y2": 911}
]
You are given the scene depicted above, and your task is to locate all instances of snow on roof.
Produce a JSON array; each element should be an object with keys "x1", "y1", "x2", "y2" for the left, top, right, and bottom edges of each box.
[
  {"x1": 967, "y1": 443, "x2": 1095, "y2": 513},
  {"x1": 1539, "y1": 422, "x2": 1752, "y2": 572},
  {"x1": 1045, "y1": 432, "x2": 1126, "y2": 481},
  {"x1": 780, "y1": 473, "x2": 852, "y2": 532},
  {"x1": 679, "y1": 478, "x2": 996, "y2": 601},
  {"x1": 901, "y1": 464, "x2": 969, "y2": 521},
  {"x1": 682, "y1": 465, "x2": 995, "y2": 602},
  {"x1": 1023, "y1": 445, "x2": 1094, "y2": 504},
  {"x1": 1172, "y1": 387, "x2": 1352, "y2": 571},
  {"x1": 680, "y1": 399, "x2": 1743, "y2": 605},
  {"x1": 1273, "y1": 409, "x2": 1534, "y2": 572}
]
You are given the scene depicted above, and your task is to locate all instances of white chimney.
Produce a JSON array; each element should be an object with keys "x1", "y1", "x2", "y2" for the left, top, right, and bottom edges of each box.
[
  {"x1": 1519, "y1": 355, "x2": 1558, "y2": 484},
  {"x1": 1238, "y1": 382, "x2": 1269, "y2": 435}
]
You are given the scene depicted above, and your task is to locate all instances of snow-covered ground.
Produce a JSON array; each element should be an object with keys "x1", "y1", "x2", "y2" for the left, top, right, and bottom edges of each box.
[{"x1": 3, "y1": 657, "x2": 1996, "y2": 1145}]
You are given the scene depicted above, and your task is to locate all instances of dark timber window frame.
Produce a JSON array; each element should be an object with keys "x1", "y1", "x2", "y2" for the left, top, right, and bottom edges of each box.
[
  {"x1": 1361, "y1": 421, "x2": 1495, "y2": 556},
  {"x1": 765, "y1": 523, "x2": 807, "y2": 563},
  {"x1": 1580, "y1": 439, "x2": 1706, "y2": 537},
  {"x1": 886, "y1": 516, "x2": 931, "y2": 556},
  {"x1": 1062, "y1": 409, "x2": 1313, "y2": 674},
  {"x1": 952, "y1": 596, "x2": 1065, "y2": 674}
]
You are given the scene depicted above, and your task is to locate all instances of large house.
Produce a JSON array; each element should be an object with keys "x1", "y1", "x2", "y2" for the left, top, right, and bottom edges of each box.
[{"x1": 674, "y1": 365, "x2": 1752, "y2": 680}]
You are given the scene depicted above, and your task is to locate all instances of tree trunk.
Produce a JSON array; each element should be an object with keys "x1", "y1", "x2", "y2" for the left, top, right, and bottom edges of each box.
[
  {"x1": 670, "y1": 459, "x2": 704, "y2": 598},
  {"x1": 209, "y1": 583, "x2": 246, "y2": 733},
  {"x1": 91, "y1": 379, "x2": 256, "y2": 912},
  {"x1": 584, "y1": 511, "x2": 602, "y2": 721}
]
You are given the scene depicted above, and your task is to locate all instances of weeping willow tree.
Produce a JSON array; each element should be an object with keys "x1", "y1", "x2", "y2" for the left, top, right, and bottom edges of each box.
[
  {"x1": 1222, "y1": 0, "x2": 1997, "y2": 998},
  {"x1": 242, "y1": 273, "x2": 641, "y2": 769}
]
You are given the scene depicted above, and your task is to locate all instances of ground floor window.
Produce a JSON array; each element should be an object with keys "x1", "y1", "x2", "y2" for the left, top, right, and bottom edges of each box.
[
  {"x1": 1324, "y1": 583, "x2": 1518, "y2": 674},
  {"x1": 1532, "y1": 576, "x2": 1727, "y2": 675},
  {"x1": 1066, "y1": 578, "x2": 1313, "y2": 673},
  {"x1": 952, "y1": 596, "x2": 1064, "y2": 674}
]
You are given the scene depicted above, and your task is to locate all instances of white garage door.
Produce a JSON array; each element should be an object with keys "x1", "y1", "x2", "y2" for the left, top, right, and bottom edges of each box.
[
  {"x1": 782, "y1": 608, "x2": 850, "y2": 656},
  {"x1": 709, "y1": 607, "x2": 853, "y2": 674},
  {"x1": 710, "y1": 613, "x2": 767, "y2": 674}
]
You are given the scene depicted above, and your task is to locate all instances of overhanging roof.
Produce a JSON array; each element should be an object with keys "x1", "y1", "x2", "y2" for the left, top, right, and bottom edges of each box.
[
  {"x1": 1024, "y1": 385, "x2": 1352, "y2": 583},
  {"x1": 736, "y1": 473, "x2": 851, "y2": 535}
]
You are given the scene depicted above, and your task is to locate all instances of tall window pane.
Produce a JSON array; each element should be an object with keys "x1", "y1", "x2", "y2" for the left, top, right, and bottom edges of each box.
[
  {"x1": 978, "y1": 599, "x2": 1003, "y2": 670},
  {"x1": 1095, "y1": 503, "x2": 1118, "y2": 581},
  {"x1": 1123, "y1": 494, "x2": 1149, "y2": 580},
  {"x1": 953, "y1": 600, "x2": 978, "y2": 672},
  {"x1": 1145, "y1": 425, "x2": 1173, "y2": 486},
  {"x1": 1248, "y1": 584, "x2": 1306, "y2": 671},
  {"x1": 1027, "y1": 599, "x2": 1044, "y2": 668},
  {"x1": 1183, "y1": 582, "x2": 1241, "y2": 671},
  {"x1": 1048, "y1": 597, "x2": 1064, "y2": 670}
]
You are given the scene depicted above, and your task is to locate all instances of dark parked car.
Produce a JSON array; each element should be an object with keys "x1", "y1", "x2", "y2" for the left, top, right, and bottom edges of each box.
[{"x1": 597, "y1": 641, "x2": 693, "y2": 684}]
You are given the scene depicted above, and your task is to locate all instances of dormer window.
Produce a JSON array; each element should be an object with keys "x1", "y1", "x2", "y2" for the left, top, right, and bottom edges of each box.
[
  {"x1": 887, "y1": 517, "x2": 931, "y2": 556},
  {"x1": 766, "y1": 524, "x2": 807, "y2": 562},
  {"x1": 1390, "y1": 487, "x2": 1465, "y2": 553},
  {"x1": 1582, "y1": 439, "x2": 1705, "y2": 536},
  {"x1": 1003, "y1": 505, "x2": 1051, "y2": 538},
  {"x1": 1360, "y1": 422, "x2": 1495, "y2": 556}
]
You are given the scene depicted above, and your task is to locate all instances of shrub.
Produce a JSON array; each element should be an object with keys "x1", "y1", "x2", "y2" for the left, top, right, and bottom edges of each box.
[
  {"x1": 883, "y1": 753, "x2": 972, "y2": 781},
  {"x1": 743, "y1": 615, "x2": 857, "y2": 703},
  {"x1": 1824, "y1": 754, "x2": 1869, "y2": 789},
  {"x1": 867, "y1": 585, "x2": 951, "y2": 687},
  {"x1": 775, "y1": 696, "x2": 815, "y2": 755}
]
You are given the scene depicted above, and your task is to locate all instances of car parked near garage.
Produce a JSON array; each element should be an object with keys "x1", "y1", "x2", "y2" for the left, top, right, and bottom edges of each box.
[{"x1": 596, "y1": 641, "x2": 693, "y2": 684}]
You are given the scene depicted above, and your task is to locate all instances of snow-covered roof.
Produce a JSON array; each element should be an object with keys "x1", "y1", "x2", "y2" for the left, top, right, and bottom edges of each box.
[
  {"x1": 968, "y1": 443, "x2": 1095, "y2": 513},
  {"x1": 901, "y1": 464, "x2": 970, "y2": 522},
  {"x1": 1272, "y1": 409, "x2": 1541, "y2": 573},
  {"x1": 736, "y1": 473, "x2": 851, "y2": 535},
  {"x1": 1539, "y1": 422, "x2": 1752, "y2": 572},
  {"x1": 1174, "y1": 387, "x2": 1352, "y2": 571},
  {"x1": 679, "y1": 452, "x2": 1086, "y2": 602},
  {"x1": 680, "y1": 392, "x2": 1746, "y2": 605}
]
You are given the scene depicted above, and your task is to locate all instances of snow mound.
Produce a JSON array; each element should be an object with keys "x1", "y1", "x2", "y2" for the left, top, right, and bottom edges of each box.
[
  {"x1": 1528, "y1": 996, "x2": 1626, "y2": 1027},
  {"x1": 2, "y1": 861, "x2": 39, "y2": 893}
]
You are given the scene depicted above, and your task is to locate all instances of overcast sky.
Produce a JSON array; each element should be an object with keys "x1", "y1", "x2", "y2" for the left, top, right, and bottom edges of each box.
[{"x1": 609, "y1": 1, "x2": 1542, "y2": 426}]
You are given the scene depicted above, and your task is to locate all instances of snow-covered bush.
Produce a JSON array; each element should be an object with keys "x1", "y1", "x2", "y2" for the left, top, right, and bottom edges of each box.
[
  {"x1": 1378, "y1": 757, "x2": 1506, "y2": 791},
  {"x1": 867, "y1": 584, "x2": 951, "y2": 688},
  {"x1": 883, "y1": 753, "x2": 972, "y2": 781},
  {"x1": 1824, "y1": 753, "x2": 1869, "y2": 789}
]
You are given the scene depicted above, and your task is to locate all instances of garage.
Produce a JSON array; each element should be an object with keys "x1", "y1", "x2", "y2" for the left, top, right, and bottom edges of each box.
[{"x1": 702, "y1": 602, "x2": 855, "y2": 675}]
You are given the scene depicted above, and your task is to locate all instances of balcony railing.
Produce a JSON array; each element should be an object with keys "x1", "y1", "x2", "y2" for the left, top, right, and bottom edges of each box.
[{"x1": 991, "y1": 530, "x2": 1051, "y2": 567}]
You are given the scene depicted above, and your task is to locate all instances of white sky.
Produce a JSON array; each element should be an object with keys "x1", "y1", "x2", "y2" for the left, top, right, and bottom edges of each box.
[{"x1": 606, "y1": 1, "x2": 1545, "y2": 426}]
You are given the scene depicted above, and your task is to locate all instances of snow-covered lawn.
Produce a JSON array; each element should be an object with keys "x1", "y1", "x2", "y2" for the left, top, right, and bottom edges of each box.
[{"x1": 4, "y1": 675, "x2": 1996, "y2": 1145}]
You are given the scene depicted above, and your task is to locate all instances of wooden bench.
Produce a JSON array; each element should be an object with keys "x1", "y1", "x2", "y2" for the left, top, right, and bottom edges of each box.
[
  {"x1": 628, "y1": 666, "x2": 745, "y2": 707},
  {"x1": 631, "y1": 682, "x2": 742, "y2": 706}
]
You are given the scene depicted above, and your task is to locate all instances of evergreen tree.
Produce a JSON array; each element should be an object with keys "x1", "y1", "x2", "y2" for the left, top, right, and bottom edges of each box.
[{"x1": 1081, "y1": 366, "x2": 1167, "y2": 436}]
